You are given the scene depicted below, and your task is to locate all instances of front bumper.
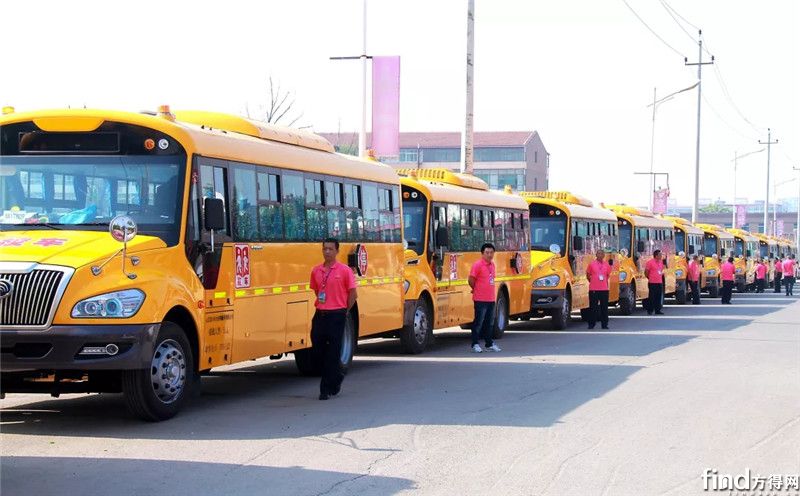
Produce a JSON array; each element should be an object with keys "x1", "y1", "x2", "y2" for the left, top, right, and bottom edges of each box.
[
  {"x1": 0, "y1": 323, "x2": 160, "y2": 372},
  {"x1": 530, "y1": 289, "x2": 565, "y2": 310}
]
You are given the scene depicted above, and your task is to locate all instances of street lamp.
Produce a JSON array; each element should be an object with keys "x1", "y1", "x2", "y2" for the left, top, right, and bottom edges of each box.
[
  {"x1": 731, "y1": 148, "x2": 765, "y2": 228},
  {"x1": 645, "y1": 83, "x2": 698, "y2": 210}
]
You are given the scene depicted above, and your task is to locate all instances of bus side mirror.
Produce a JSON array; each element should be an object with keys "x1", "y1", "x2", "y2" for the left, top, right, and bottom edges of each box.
[
  {"x1": 746, "y1": 250, "x2": 751, "y2": 257},
  {"x1": 637, "y1": 240, "x2": 646, "y2": 253},
  {"x1": 572, "y1": 236, "x2": 584, "y2": 251},
  {"x1": 204, "y1": 197, "x2": 225, "y2": 231},
  {"x1": 688, "y1": 245, "x2": 695, "y2": 255},
  {"x1": 435, "y1": 226, "x2": 449, "y2": 248},
  {"x1": 720, "y1": 248, "x2": 726, "y2": 256}
]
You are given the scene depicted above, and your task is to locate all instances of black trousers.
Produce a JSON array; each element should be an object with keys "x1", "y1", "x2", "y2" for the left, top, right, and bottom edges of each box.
[
  {"x1": 774, "y1": 273, "x2": 782, "y2": 293},
  {"x1": 689, "y1": 280, "x2": 701, "y2": 304},
  {"x1": 785, "y1": 276, "x2": 795, "y2": 296},
  {"x1": 721, "y1": 280, "x2": 734, "y2": 303},
  {"x1": 311, "y1": 310, "x2": 347, "y2": 395},
  {"x1": 646, "y1": 283, "x2": 663, "y2": 314},
  {"x1": 588, "y1": 290, "x2": 609, "y2": 328},
  {"x1": 756, "y1": 278, "x2": 765, "y2": 293}
]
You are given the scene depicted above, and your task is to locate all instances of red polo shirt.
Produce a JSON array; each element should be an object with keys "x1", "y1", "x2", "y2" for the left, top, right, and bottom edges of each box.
[
  {"x1": 310, "y1": 261, "x2": 356, "y2": 310},
  {"x1": 470, "y1": 259, "x2": 496, "y2": 302}
]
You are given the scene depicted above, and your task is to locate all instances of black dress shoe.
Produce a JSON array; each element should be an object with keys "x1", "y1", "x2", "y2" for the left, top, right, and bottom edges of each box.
[
  {"x1": 588, "y1": 325, "x2": 596, "y2": 330},
  {"x1": 655, "y1": 311, "x2": 664, "y2": 315},
  {"x1": 319, "y1": 393, "x2": 330, "y2": 400},
  {"x1": 601, "y1": 325, "x2": 609, "y2": 329},
  {"x1": 330, "y1": 387, "x2": 340, "y2": 396}
]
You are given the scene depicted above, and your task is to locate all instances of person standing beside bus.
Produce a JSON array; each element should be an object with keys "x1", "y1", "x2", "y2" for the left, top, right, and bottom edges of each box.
[
  {"x1": 774, "y1": 256, "x2": 783, "y2": 293},
  {"x1": 469, "y1": 243, "x2": 501, "y2": 353},
  {"x1": 586, "y1": 249, "x2": 611, "y2": 329},
  {"x1": 644, "y1": 250, "x2": 665, "y2": 315},
  {"x1": 687, "y1": 255, "x2": 701, "y2": 305},
  {"x1": 783, "y1": 255, "x2": 796, "y2": 296},
  {"x1": 720, "y1": 256, "x2": 735, "y2": 304},
  {"x1": 309, "y1": 238, "x2": 358, "y2": 400},
  {"x1": 755, "y1": 259, "x2": 767, "y2": 293}
]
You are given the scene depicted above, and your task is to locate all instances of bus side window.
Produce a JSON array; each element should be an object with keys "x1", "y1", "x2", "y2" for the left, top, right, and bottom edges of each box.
[
  {"x1": 361, "y1": 181, "x2": 380, "y2": 242},
  {"x1": 325, "y1": 180, "x2": 345, "y2": 240},
  {"x1": 231, "y1": 164, "x2": 258, "y2": 241},
  {"x1": 257, "y1": 171, "x2": 283, "y2": 240},
  {"x1": 344, "y1": 182, "x2": 363, "y2": 241},
  {"x1": 447, "y1": 203, "x2": 461, "y2": 251},
  {"x1": 305, "y1": 177, "x2": 327, "y2": 241},
  {"x1": 282, "y1": 173, "x2": 306, "y2": 241}
]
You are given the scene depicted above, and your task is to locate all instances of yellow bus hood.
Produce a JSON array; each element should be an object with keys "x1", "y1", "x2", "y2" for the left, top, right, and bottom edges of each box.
[{"x1": 0, "y1": 230, "x2": 166, "y2": 268}]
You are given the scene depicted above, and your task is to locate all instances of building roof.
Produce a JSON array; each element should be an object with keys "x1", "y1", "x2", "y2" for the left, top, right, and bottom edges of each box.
[{"x1": 319, "y1": 131, "x2": 538, "y2": 149}]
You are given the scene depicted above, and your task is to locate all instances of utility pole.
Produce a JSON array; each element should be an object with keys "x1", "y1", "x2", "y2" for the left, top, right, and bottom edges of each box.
[
  {"x1": 461, "y1": 0, "x2": 475, "y2": 174},
  {"x1": 329, "y1": 0, "x2": 370, "y2": 158},
  {"x1": 685, "y1": 30, "x2": 714, "y2": 224},
  {"x1": 759, "y1": 128, "x2": 779, "y2": 234},
  {"x1": 649, "y1": 87, "x2": 657, "y2": 211}
]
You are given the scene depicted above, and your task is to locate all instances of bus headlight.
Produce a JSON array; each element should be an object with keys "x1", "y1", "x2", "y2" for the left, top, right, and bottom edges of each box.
[
  {"x1": 72, "y1": 289, "x2": 145, "y2": 318},
  {"x1": 675, "y1": 269, "x2": 684, "y2": 278},
  {"x1": 533, "y1": 275, "x2": 560, "y2": 287},
  {"x1": 403, "y1": 280, "x2": 410, "y2": 293},
  {"x1": 678, "y1": 251, "x2": 686, "y2": 257},
  {"x1": 619, "y1": 271, "x2": 628, "y2": 282}
]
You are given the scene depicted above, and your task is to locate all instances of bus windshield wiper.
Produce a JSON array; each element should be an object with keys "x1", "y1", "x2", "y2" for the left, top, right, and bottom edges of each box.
[{"x1": 10, "y1": 222, "x2": 63, "y2": 230}]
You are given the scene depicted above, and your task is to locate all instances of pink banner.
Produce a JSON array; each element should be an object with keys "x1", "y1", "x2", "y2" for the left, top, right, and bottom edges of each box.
[
  {"x1": 371, "y1": 56, "x2": 400, "y2": 158},
  {"x1": 776, "y1": 219, "x2": 784, "y2": 236},
  {"x1": 735, "y1": 205, "x2": 746, "y2": 228},
  {"x1": 652, "y1": 188, "x2": 669, "y2": 214}
]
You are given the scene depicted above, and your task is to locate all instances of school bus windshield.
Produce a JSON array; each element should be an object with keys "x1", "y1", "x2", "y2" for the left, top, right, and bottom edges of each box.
[
  {"x1": 402, "y1": 202, "x2": 426, "y2": 255},
  {"x1": 0, "y1": 155, "x2": 185, "y2": 245},
  {"x1": 704, "y1": 234, "x2": 718, "y2": 256},
  {"x1": 529, "y1": 204, "x2": 566, "y2": 253}
]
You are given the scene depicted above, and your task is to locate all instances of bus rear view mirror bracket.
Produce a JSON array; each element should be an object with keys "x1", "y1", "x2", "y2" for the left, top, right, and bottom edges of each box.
[{"x1": 204, "y1": 197, "x2": 225, "y2": 253}]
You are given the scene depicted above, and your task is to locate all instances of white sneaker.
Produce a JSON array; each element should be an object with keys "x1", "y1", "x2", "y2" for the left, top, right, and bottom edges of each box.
[
  {"x1": 471, "y1": 344, "x2": 483, "y2": 353},
  {"x1": 486, "y1": 344, "x2": 502, "y2": 352}
]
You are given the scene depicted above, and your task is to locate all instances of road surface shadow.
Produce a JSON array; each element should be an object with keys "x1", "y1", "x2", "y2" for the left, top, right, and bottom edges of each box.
[
  {"x1": 0, "y1": 357, "x2": 642, "y2": 440},
  {"x1": 1, "y1": 456, "x2": 415, "y2": 496}
]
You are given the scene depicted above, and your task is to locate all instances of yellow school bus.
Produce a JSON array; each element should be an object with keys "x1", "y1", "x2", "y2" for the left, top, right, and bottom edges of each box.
[
  {"x1": 696, "y1": 224, "x2": 734, "y2": 297},
  {"x1": 396, "y1": 168, "x2": 531, "y2": 352},
  {"x1": 605, "y1": 205, "x2": 676, "y2": 307},
  {"x1": 726, "y1": 228, "x2": 759, "y2": 292},
  {"x1": 0, "y1": 107, "x2": 405, "y2": 420},
  {"x1": 662, "y1": 216, "x2": 704, "y2": 303},
  {"x1": 754, "y1": 233, "x2": 778, "y2": 285},
  {"x1": 522, "y1": 191, "x2": 620, "y2": 328}
]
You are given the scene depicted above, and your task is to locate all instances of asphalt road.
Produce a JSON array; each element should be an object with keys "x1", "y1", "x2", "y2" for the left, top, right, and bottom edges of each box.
[{"x1": 2, "y1": 292, "x2": 799, "y2": 496}]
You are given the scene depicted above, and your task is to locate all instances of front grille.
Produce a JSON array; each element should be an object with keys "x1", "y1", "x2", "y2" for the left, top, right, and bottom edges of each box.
[{"x1": 0, "y1": 267, "x2": 70, "y2": 327}]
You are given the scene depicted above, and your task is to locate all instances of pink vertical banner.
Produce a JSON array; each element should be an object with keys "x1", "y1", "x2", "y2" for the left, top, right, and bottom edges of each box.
[
  {"x1": 652, "y1": 188, "x2": 669, "y2": 214},
  {"x1": 776, "y1": 220, "x2": 784, "y2": 236},
  {"x1": 735, "y1": 205, "x2": 747, "y2": 228},
  {"x1": 371, "y1": 56, "x2": 400, "y2": 158}
]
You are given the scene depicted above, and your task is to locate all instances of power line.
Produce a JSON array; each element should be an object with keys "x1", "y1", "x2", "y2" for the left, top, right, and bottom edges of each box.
[
  {"x1": 701, "y1": 92, "x2": 759, "y2": 141},
  {"x1": 620, "y1": 0, "x2": 685, "y2": 59},
  {"x1": 711, "y1": 62, "x2": 763, "y2": 133},
  {"x1": 658, "y1": 0, "x2": 696, "y2": 44},
  {"x1": 659, "y1": 0, "x2": 700, "y2": 31}
]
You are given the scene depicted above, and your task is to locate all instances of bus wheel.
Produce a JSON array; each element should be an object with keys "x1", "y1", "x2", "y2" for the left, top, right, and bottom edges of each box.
[
  {"x1": 619, "y1": 286, "x2": 635, "y2": 315},
  {"x1": 675, "y1": 289, "x2": 687, "y2": 305},
  {"x1": 551, "y1": 292, "x2": 571, "y2": 330},
  {"x1": 493, "y1": 291, "x2": 509, "y2": 339},
  {"x1": 122, "y1": 322, "x2": 193, "y2": 422},
  {"x1": 339, "y1": 312, "x2": 357, "y2": 374},
  {"x1": 294, "y1": 348, "x2": 322, "y2": 377},
  {"x1": 400, "y1": 300, "x2": 432, "y2": 354}
]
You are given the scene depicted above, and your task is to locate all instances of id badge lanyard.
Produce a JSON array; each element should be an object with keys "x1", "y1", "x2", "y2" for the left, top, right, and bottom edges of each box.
[{"x1": 318, "y1": 266, "x2": 334, "y2": 304}]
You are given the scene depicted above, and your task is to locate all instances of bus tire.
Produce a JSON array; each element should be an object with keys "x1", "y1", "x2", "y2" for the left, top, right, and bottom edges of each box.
[
  {"x1": 619, "y1": 285, "x2": 635, "y2": 315},
  {"x1": 400, "y1": 300, "x2": 431, "y2": 354},
  {"x1": 122, "y1": 321, "x2": 193, "y2": 422},
  {"x1": 294, "y1": 348, "x2": 322, "y2": 377},
  {"x1": 493, "y1": 291, "x2": 509, "y2": 339},
  {"x1": 675, "y1": 289, "x2": 687, "y2": 305},
  {"x1": 339, "y1": 312, "x2": 357, "y2": 374},
  {"x1": 551, "y1": 292, "x2": 571, "y2": 330}
]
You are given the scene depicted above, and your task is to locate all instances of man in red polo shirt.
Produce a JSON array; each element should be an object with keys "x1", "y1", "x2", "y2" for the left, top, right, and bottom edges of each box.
[
  {"x1": 309, "y1": 238, "x2": 357, "y2": 400},
  {"x1": 783, "y1": 255, "x2": 796, "y2": 296},
  {"x1": 586, "y1": 249, "x2": 612, "y2": 329},
  {"x1": 720, "y1": 256, "x2": 735, "y2": 304},
  {"x1": 644, "y1": 249, "x2": 665, "y2": 315},
  {"x1": 687, "y1": 254, "x2": 702, "y2": 304},
  {"x1": 468, "y1": 243, "x2": 501, "y2": 353},
  {"x1": 755, "y1": 258, "x2": 767, "y2": 293}
]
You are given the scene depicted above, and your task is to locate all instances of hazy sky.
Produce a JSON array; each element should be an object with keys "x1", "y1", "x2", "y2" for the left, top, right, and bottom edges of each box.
[{"x1": 2, "y1": 0, "x2": 797, "y2": 208}]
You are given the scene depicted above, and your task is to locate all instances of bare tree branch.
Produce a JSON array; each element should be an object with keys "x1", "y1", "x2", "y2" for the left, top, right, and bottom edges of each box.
[{"x1": 246, "y1": 75, "x2": 309, "y2": 128}]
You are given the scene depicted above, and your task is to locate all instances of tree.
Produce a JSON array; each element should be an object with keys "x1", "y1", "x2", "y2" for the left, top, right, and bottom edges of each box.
[{"x1": 245, "y1": 76, "x2": 306, "y2": 127}]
